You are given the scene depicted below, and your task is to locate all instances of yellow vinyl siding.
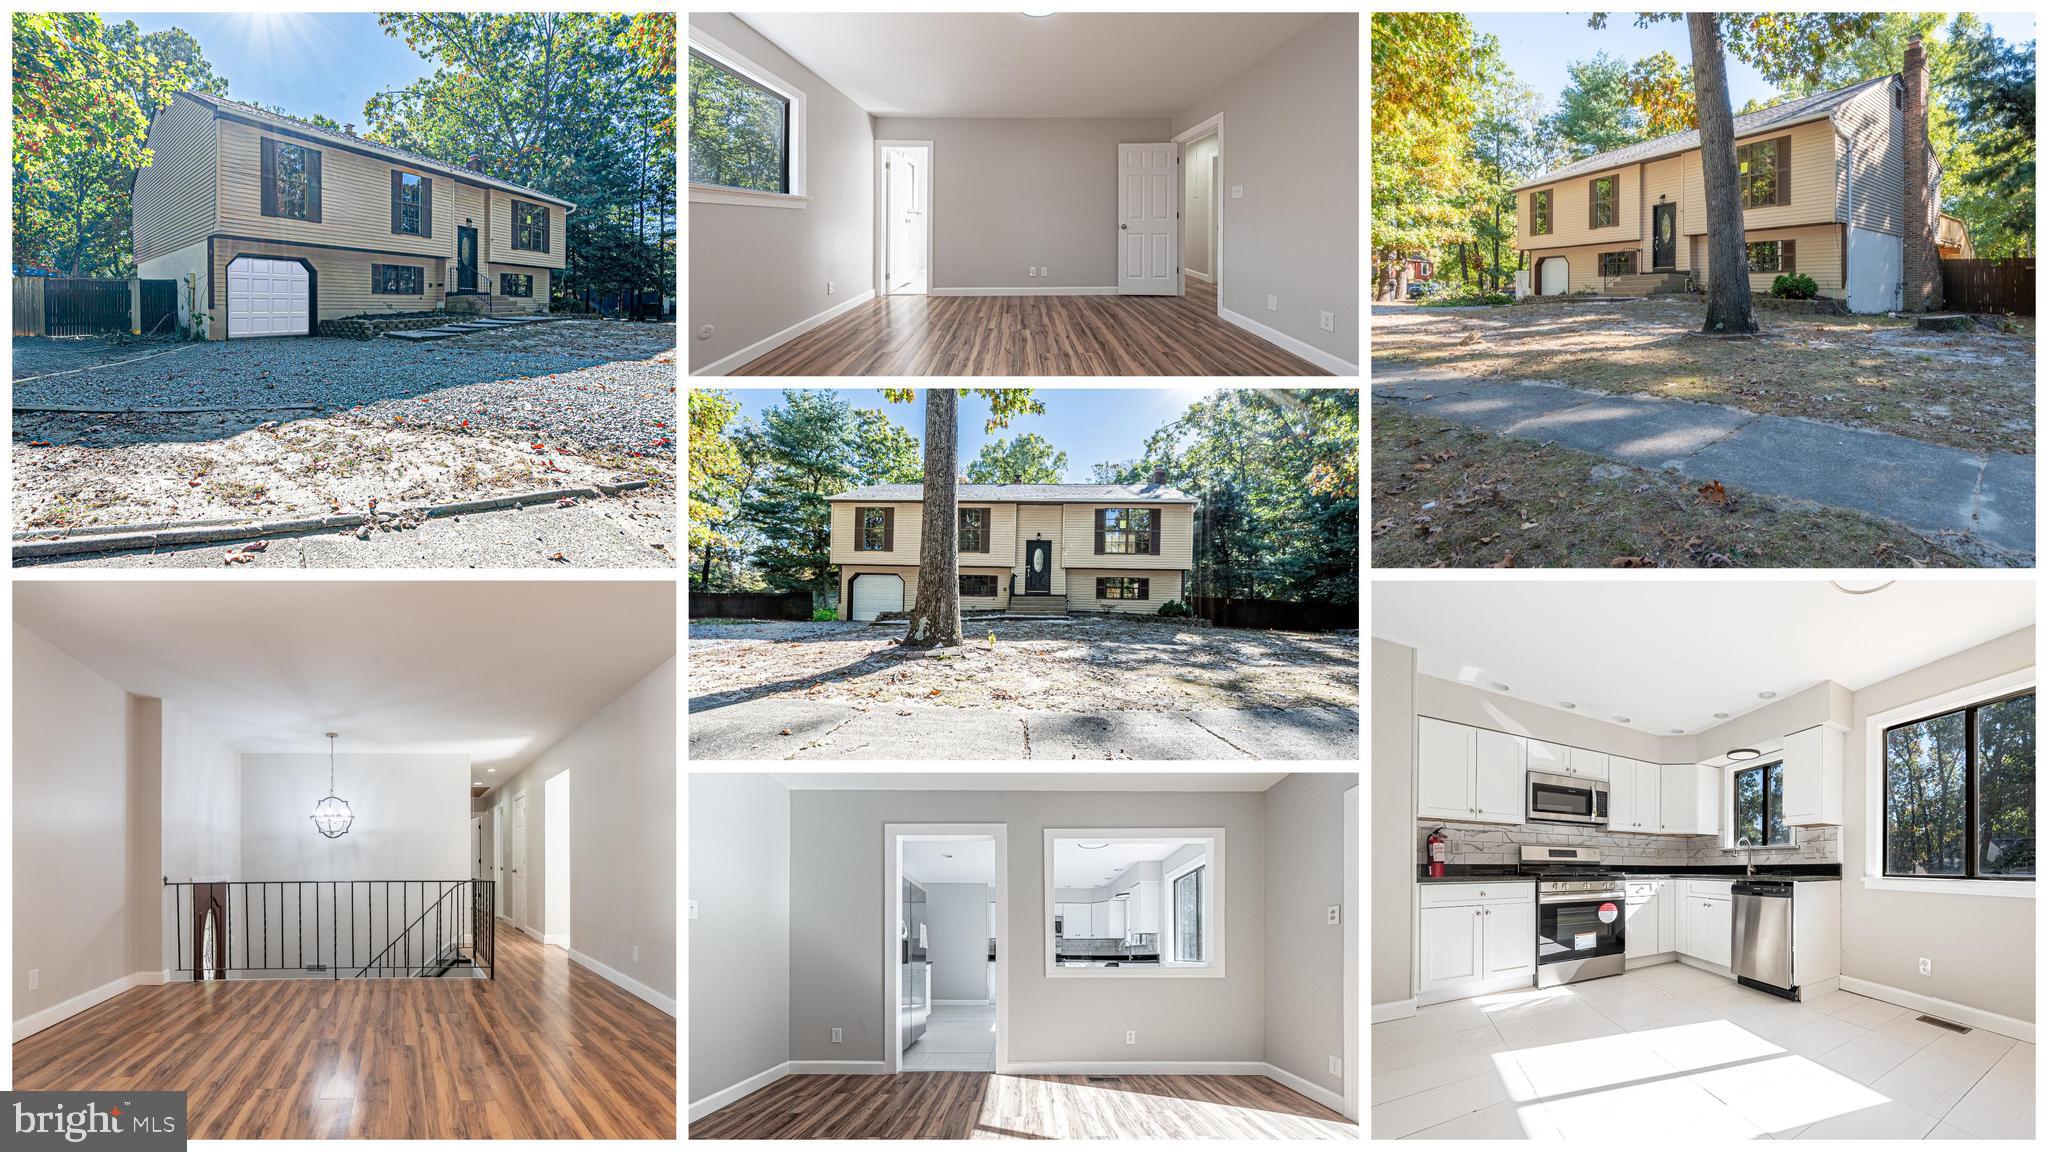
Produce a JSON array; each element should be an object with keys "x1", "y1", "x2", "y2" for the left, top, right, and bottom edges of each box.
[
  {"x1": 836, "y1": 565, "x2": 1015, "y2": 620},
  {"x1": 489, "y1": 190, "x2": 566, "y2": 270},
  {"x1": 829, "y1": 501, "x2": 923, "y2": 565},
  {"x1": 1058, "y1": 503, "x2": 1193, "y2": 570},
  {"x1": 134, "y1": 95, "x2": 218, "y2": 264},
  {"x1": 1065, "y1": 569, "x2": 1185, "y2": 615},
  {"x1": 207, "y1": 238, "x2": 449, "y2": 337},
  {"x1": 1640, "y1": 156, "x2": 1687, "y2": 269},
  {"x1": 490, "y1": 264, "x2": 553, "y2": 314},
  {"x1": 1013, "y1": 504, "x2": 1065, "y2": 595},
  {"x1": 1691, "y1": 224, "x2": 1844, "y2": 299},
  {"x1": 1529, "y1": 244, "x2": 1655, "y2": 294},
  {"x1": 1520, "y1": 165, "x2": 1640, "y2": 250},
  {"x1": 1679, "y1": 119, "x2": 1835, "y2": 235},
  {"x1": 215, "y1": 119, "x2": 453, "y2": 261}
]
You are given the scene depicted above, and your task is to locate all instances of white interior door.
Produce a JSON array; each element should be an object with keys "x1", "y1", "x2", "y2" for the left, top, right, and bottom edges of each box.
[
  {"x1": 510, "y1": 793, "x2": 528, "y2": 929},
  {"x1": 881, "y1": 143, "x2": 929, "y2": 295},
  {"x1": 1118, "y1": 143, "x2": 1178, "y2": 295}
]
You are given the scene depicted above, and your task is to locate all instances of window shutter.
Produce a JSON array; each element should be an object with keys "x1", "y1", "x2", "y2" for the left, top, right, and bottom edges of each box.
[
  {"x1": 883, "y1": 507, "x2": 894, "y2": 552},
  {"x1": 1094, "y1": 509, "x2": 1106, "y2": 554},
  {"x1": 1148, "y1": 509, "x2": 1161, "y2": 555},
  {"x1": 1137, "y1": 579, "x2": 1150, "y2": 601},
  {"x1": 391, "y1": 171, "x2": 403, "y2": 233},
  {"x1": 260, "y1": 138, "x2": 277, "y2": 217},
  {"x1": 1781, "y1": 239, "x2": 1796, "y2": 275},
  {"x1": 1775, "y1": 136, "x2": 1791, "y2": 205},
  {"x1": 421, "y1": 178, "x2": 432, "y2": 239},
  {"x1": 1588, "y1": 180, "x2": 1598, "y2": 229},
  {"x1": 542, "y1": 206, "x2": 550, "y2": 253},
  {"x1": 305, "y1": 148, "x2": 323, "y2": 223}
]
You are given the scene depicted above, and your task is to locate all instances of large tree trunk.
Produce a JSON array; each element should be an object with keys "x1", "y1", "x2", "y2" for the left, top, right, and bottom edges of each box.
[
  {"x1": 902, "y1": 389, "x2": 962, "y2": 648},
  {"x1": 1689, "y1": 14, "x2": 1758, "y2": 335}
]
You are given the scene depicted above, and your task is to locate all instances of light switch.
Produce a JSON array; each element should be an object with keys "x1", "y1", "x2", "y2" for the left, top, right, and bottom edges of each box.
[
  {"x1": 688, "y1": 899, "x2": 699, "y2": 920},
  {"x1": 1230, "y1": 185, "x2": 1244, "y2": 199}
]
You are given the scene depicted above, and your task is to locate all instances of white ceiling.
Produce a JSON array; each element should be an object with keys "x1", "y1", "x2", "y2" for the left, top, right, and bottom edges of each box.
[
  {"x1": 15, "y1": 581, "x2": 675, "y2": 780},
  {"x1": 1373, "y1": 581, "x2": 2034, "y2": 736},
  {"x1": 729, "y1": 12, "x2": 1327, "y2": 118},
  {"x1": 769, "y1": 773, "x2": 1286, "y2": 791},
  {"x1": 1054, "y1": 839, "x2": 1188, "y2": 889},
  {"x1": 903, "y1": 837, "x2": 996, "y2": 886}
]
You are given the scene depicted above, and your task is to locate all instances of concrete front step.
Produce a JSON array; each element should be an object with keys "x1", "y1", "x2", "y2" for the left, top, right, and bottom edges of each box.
[{"x1": 1606, "y1": 272, "x2": 1690, "y2": 297}]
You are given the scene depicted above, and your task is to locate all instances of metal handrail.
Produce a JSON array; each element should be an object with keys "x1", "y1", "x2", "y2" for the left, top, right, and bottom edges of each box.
[{"x1": 162, "y1": 878, "x2": 495, "y2": 981}]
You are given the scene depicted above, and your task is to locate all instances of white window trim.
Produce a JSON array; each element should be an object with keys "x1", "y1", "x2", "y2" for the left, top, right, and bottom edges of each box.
[
  {"x1": 1043, "y1": 828, "x2": 1224, "y2": 979},
  {"x1": 688, "y1": 27, "x2": 807, "y2": 208},
  {"x1": 1861, "y1": 666, "x2": 2035, "y2": 899},
  {"x1": 1720, "y1": 745, "x2": 1795, "y2": 850},
  {"x1": 1162, "y1": 853, "x2": 1211, "y2": 967}
]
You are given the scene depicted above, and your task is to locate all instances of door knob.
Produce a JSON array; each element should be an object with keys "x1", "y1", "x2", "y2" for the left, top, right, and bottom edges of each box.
[{"x1": 1120, "y1": 224, "x2": 1128, "y2": 230}]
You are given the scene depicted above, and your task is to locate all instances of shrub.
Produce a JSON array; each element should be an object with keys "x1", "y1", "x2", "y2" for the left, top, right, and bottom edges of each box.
[
  {"x1": 1418, "y1": 291, "x2": 1513, "y2": 308},
  {"x1": 1157, "y1": 599, "x2": 1193, "y2": 618},
  {"x1": 1770, "y1": 273, "x2": 1819, "y2": 300},
  {"x1": 812, "y1": 606, "x2": 838, "y2": 622}
]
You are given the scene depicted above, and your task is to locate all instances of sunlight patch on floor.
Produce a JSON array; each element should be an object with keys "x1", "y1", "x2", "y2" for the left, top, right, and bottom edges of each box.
[{"x1": 976, "y1": 1075, "x2": 1353, "y2": 1139}]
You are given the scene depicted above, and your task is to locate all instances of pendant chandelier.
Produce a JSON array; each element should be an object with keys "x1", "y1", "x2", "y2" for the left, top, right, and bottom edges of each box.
[{"x1": 310, "y1": 732, "x2": 354, "y2": 839}]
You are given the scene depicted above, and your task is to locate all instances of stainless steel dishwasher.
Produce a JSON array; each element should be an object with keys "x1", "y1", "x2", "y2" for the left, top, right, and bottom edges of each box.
[{"x1": 1731, "y1": 879, "x2": 1796, "y2": 999}]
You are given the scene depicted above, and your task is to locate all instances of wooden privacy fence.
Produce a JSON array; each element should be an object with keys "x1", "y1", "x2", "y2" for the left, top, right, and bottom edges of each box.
[
  {"x1": 1188, "y1": 596, "x2": 1358, "y2": 633},
  {"x1": 12, "y1": 277, "x2": 181, "y2": 337},
  {"x1": 1940, "y1": 258, "x2": 2035, "y2": 315},
  {"x1": 690, "y1": 590, "x2": 816, "y2": 620}
]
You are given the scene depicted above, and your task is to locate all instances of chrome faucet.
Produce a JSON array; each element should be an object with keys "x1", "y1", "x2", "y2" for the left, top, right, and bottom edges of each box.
[{"x1": 1736, "y1": 836, "x2": 1757, "y2": 877}]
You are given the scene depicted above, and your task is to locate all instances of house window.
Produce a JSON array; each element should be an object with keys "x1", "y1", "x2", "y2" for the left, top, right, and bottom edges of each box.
[
  {"x1": 395, "y1": 172, "x2": 424, "y2": 236},
  {"x1": 1884, "y1": 691, "x2": 2034, "y2": 879},
  {"x1": 1747, "y1": 240, "x2": 1781, "y2": 273},
  {"x1": 1738, "y1": 138, "x2": 1785, "y2": 208},
  {"x1": 513, "y1": 200, "x2": 550, "y2": 253},
  {"x1": 1599, "y1": 251, "x2": 1637, "y2": 277},
  {"x1": 1590, "y1": 176, "x2": 1616, "y2": 228},
  {"x1": 1733, "y1": 761, "x2": 1789, "y2": 847},
  {"x1": 1531, "y1": 189, "x2": 1552, "y2": 235},
  {"x1": 689, "y1": 32, "x2": 804, "y2": 203},
  {"x1": 500, "y1": 273, "x2": 533, "y2": 298},
  {"x1": 1046, "y1": 830, "x2": 1223, "y2": 977},
  {"x1": 958, "y1": 508, "x2": 989, "y2": 553},
  {"x1": 1096, "y1": 577, "x2": 1149, "y2": 601},
  {"x1": 1172, "y1": 865, "x2": 1205, "y2": 963},
  {"x1": 959, "y1": 574, "x2": 998, "y2": 598},
  {"x1": 272, "y1": 141, "x2": 312, "y2": 220},
  {"x1": 857, "y1": 507, "x2": 890, "y2": 551},
  {"x1": 1098, "y1": 507, "x2": 1154, "y2": 554},
  {"x1": 370, "y1": 264, "x2": 423, "y2": 295}
]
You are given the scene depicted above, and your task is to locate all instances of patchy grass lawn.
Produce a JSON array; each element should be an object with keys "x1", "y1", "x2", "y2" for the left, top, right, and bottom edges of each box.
[
  {"x1": 1373, "y1": 296, "x2": 2034, "y2": 456},
  {"x1": 1371, "y1": 405, "x2": 1979, "y2": 568}
]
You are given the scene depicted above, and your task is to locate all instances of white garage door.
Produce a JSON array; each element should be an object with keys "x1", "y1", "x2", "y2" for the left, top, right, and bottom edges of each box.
[
  {"x1": 1540, "y1": 257, "x2": 1569, "y2": 296},
  {"x1": 226, "y1": 256, "x2": 310, "y2": 338},
  {"x1": 850, "y1": 574, "x2": 903, "y2": 622},
  {"x1": 1846, "y1": 226, "x2": 1903, "y2": 314}
]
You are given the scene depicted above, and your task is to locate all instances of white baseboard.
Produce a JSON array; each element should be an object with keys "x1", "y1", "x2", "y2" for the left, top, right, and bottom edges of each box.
[
  {"x1": 688, "y1": 1061, "x2": 788, "y2": 1123},
  {"x1": 1838, "y1": 976, "x2": 2035, "y2": 1043},
  {"x1": 787, "y1": 1060, "x2": 888, "y2": 1074},
  {"x1": 1262, "y1": 1061, "x2": 1347, "y2": 1114},
  {"x1": 690, "y1": 288, "x2": 877, "y2": 376},
  {"x1": 928, "y1": 286, "x2": 1117, "y2": 296},
  {"x1": 1001, "y1": 1060, "x2": 1267, "y2": 1076},
  {"x1": 1217, "y1": 305, "x2": 1359, "y2": 375},
  {"x1": 13, "y1": 971, "x2": 152, "y2": 1041},
  {"x1": 932, "y1": 998, "x2": 991, "y2": 1005},
  {"x1": 566, "y1": 947, "x2": 677, "y2": 1017},
  {"x1": 520, "y1": 924, "x2": 546, "y2": 943},
  {"x1": 542, "y1": 933, "x2": 569, "y2": 946},
  {"x1": 1371, "y1": 999, "x2": 1417, "y2": 1023},
  {"x1": 1185, "y1": 270, "x2": 1213, "y2": 283}
]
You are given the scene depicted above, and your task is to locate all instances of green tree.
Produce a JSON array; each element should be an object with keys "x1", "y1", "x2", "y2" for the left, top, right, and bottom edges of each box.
[
  {"x1": 743, "y1": 391, "x2": 859, "y2": 594},
  {"x1": 1371, "y1": 12, "x2": 1486, "y2": 299},
  {"x1": 1946, "y1": 21, "x2": 2035, "y2": 256},
  {"x1": 1626, "y1": 51, "x2": 1698, "y2": 135},
  {"x1": 689, "y1": 51, "x2": 786, "y2": 192},
  {"x1": 1465, "y1": 60, "x2": 1555, "y2": 290},
  {"x1": 1549, "y1": 53, "x2": 1646, "y2": 157},
  {"x1": 687, "y1": 389, "x2": 747, "y2": 589},
  {"x1": 848, "y1": 409, "x2": 923, "y2": 485},
  {"x1": 965, "y1": 433, "x2": 1069, "y2": 485}
]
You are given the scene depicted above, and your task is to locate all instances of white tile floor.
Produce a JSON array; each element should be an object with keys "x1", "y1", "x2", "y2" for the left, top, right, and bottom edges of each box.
[
  {"x1": 1373, "y1": 965, "x2": 2034, "y2": 1140},
  {"x1": 904, "y1": 1003, "x2": 997, "y2": 1071}
]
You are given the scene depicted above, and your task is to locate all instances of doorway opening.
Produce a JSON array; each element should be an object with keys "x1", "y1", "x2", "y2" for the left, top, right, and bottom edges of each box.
[
  {"x1": 543, "y1": 772, "x2": 572, "y2": 948},
  {"x1": 492, "y1": 803, "x2": 505, "y2": 916},
  {"x1": 510, "y1": 791, "x2": 529, "y2": 931},
  {"x1": 1173, "y1": 113, "x2": 1224, "y2": 311},
  {"x1": 885, "y1": 823, "x2": 1007, "y2": 1074},
  {"x1": 876, "y1": 140, "x2": 933, "y2": 295}
]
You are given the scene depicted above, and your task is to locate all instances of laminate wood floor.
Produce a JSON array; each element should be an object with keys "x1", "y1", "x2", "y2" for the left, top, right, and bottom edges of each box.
[
  {"x1": 13, "y1": 923, "x2": 675, "y2": 1139},
  {"x1": 732, "y1": 279, "x2": 1334, "y2": 375},
  {"x1": 689, "y1": 1070, "x2": 1357, "y2": 1139}
]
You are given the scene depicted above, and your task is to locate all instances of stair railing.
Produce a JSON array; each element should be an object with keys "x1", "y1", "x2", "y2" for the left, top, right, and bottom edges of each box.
[{"x1": 162, "y1": 878, "x2": 495, "y2": 981}]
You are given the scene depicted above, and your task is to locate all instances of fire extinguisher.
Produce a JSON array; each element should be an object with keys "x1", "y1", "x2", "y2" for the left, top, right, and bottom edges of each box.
[{"x1": 1427, "y1": 826, "x2": 1448, "y2": 878}]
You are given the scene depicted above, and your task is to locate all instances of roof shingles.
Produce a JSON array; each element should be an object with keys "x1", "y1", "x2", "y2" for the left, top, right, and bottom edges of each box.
[{"x1": 829, "y1": 482, "x2": 1198, "y2": 503}]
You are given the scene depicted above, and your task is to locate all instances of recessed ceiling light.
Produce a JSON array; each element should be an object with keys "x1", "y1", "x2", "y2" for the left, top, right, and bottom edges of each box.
[
  {"x1": 1831, "y1": 580, "x2": 1893, "y2": 595},
  {"x1": 1558, "y1": 702, "x2": 1576, "y2": 710},
  {"x1": 1613, "y1": 716, "x2": 1631, "y2": 724},
  {"x1": 1758, "y1": 690, "x2": 1777, "y2": 699},
  {"x1": 941, "y1": 852, "x2": 954, "y2": 859},
  {"x1": 473, "y1": 781, "x2": 481, "y2": 786},
  {"x1": 1490, "y1": 682, "x2": 1510, "y2": 692},
  {"x1": 1078, "y1": 841, "x2": 1110, "y2": 850},
  {"x1": 1713, "y1": 712, "x2": 1730, "y2": 719},
  {"x1": 1022, "y1": 9, "x2": 1055, "y2": 16},
  {"x1": 487, "y1": 768, "x2": 496, "y2": 773},
  {"x1": 1669, "y1": 729, "x2": 1684, "y2": 735},
  {"x1": 1727, "y1": 748, "x2": 1762, "y2": 761}
]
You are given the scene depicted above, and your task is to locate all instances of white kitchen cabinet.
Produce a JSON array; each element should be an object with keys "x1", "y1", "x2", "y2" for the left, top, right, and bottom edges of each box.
[
  {"x1": 1695, "y1": 765, "x2": 1722, "y2": 836},
  {"x1": 1571, "y1": 748, "x2": 1610, "y2": 780},
  {"x1": 1417, "y1": 717, "x2": 1479, "y2": 820},
  {"x1": 1525, "y1": 739, "x2": 1571, "y2": 774},
  {"x1": 1473, "y1": 727, "x2": 1526, "y2": 823},
  {"x1": 1683, "y1": 894, "x2": 1733, "y2": 969},
  {"x1": 1607, "y1": 759, "x2": 1662, "y2": 832},
  {"x1": 1624, "y1": 886, "x2": 1659, "y2": 958},
  {"x1": 1482, "y1": 899, "x2": 1536, "y2": 982},
  {"x1": 1090, "y1": 902, "x2": 1109, "y2": 938},
  {"x1": 1631, "y1": 761, "x2": 1661, "y2": 831},
  {"x1": 1659, "y1": 880, "x2": 1677, "y2": 953},
  {"x1": 1659, "y1": 764, "x2": 1697, "y2": 833},
  {"x1": 1781, "y1": 725, "x2": 1845, "y2": 826},
  {"x1": 1608, "y1": 757, "x2": 1637, "y2": 830},
  {"x1": 1416, "y1": 882, "x2": 1535, "y2": 1001},
  {"x1": 1418, "y1": 905, "x2": 1487, "y2": 991},
  {"x1": 1108, "y1": 900, "x2": 1127, "y2": 941},
  {"x1": 1129, "y1": 881, "x2": 1163, "y2": 936}
]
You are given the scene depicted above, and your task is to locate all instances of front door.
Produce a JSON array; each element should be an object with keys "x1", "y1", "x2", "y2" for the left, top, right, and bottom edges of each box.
[
  {"x1": 457, "y1": 226, "x2": 478, "y2": 292},
  {"x1": 1652, "y1": 203, "x2": 1676, "y2": 270},
  {"x1": 1025, "y1": 540, "x2": 1052, "y2": 593},
  {"x1": 1117, "y1": 143, "x2": 1178, "y2": 295}
]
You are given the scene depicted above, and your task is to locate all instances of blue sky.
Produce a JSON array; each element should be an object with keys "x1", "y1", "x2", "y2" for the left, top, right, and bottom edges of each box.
[
  {"x1": 721, "y1": 388, "x2": 1220, "y2": 482},
  {"x1": 106, "y1": 12, "x2": 429, "y2": 124},
  {"x1": 1474, "y1": 11, "x2": 2039, "y2": 115}
]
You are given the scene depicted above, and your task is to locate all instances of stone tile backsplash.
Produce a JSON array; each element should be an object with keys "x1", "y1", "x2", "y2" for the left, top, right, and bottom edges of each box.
[{"x1": 1415, "y1": 820, "x2": 1840, "y2": 867}]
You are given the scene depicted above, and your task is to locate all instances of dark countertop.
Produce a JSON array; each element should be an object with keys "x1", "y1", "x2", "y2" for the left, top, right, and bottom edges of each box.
[
  {"x1": 1416, "y1": 868, "x2": 1530, "y2": 884},
  {"x1": 1417, "y1": 865, "x2": 1841, "y2": 884}
]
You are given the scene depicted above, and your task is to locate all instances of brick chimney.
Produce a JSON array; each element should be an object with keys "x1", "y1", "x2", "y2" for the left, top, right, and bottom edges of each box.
[
  {"x1": 1150, "y1": 467, "x2": 1168, "y2": 486},
  {"x1": 1902, "y1": 34, "x2": 1943, "y2": 311}
]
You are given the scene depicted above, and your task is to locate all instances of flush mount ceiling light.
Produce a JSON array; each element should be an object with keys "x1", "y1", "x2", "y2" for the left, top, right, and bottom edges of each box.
[
  {"x1": 1489, "y1": 682, "x2": 1511, "y2": 692},
  {"x1": 1021, "y1": 9, "x2": 1055, "y2": 17},
  {"x1": 1669, "y1": 729, "x2": 1685, "y2": 735},
  {"x1": 940, "y1": 852, "x2": 955, "y2": 859},
  {"x1": 1714, "y1": 712, "x2": 1730, "y2": 719},
  {"x1": 1114, "y1": 892, "x2": 1131, "y2": 899},
  {"x1": 1613, "y1": 715, "x2": 1631, "y2": 724},
  {"x1": 1077, "y1": 841, "x2": 1110, "y2": 849},
  {"x1": 309, "y1": 732, "x2": 354, "y2": 839},
  {"x1": 1831, "y1": 580, "x2": 1894, "y2": 595},
  {"x1": 1558, "y1": 702, "x2": 1577, "y2": 710},
  {"x1": 1727, "y1": 748, "x2": 1762, "y2": 762}
]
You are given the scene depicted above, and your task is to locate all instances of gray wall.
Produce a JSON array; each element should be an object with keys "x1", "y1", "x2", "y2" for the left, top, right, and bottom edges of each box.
[
  {"x1": 688, "y1": 13, "x2": 876, "y2": 371},
  {"x1": 869, "y1": 117, "x2": 1174, "y2": 290},
  {"x1": 1840, "y1": 626, "x2": 2034, "y2": 1024},
  {"x1": 239, "y1": 753, "x2": 469, "y2": 882},
  {"x1": 1173, "y1": 12, "x2": 1358, "y2": 367},
  {"x1": 1264, "y1": 771, "x2": 1356, "y2": 1099},
  {"x1": 789, "y1": 788, "x2": 1266, "y2": 1064},
  {"x1": 922, "y1": 881, "x2": 995, "y2": 1002},
  {"x1": 1371, "y1": 637, "x2": 1415, "y2": 1008},
  {"x1": 688, "y1": 773, "x2": 791, "y2": 1102}
]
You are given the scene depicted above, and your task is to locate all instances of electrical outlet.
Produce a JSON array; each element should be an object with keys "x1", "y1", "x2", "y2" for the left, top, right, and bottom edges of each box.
[
  {"x1": 697, "y1": 324, "x2": 714, "y2": 341},
  {"x1": 1124, "y1": 1029, "x2": 1137, "y2": 1045},
  {"x1": 688, "y1": 899, "x2": 698, "y2": 921},
  {"x1": 632, "y1": 944, "x2": 640, "y2": 962},
  {"x1": 1042, "y1": 265, "x2": 1048, "y2": 277},
  {"x1": 1230, "y1": 185, "x2": 1244, "y2": 199},
  {"x1": 827, "y1": 280, "x2": 836, "y2": 294},
  {"x1": 832, "y1": 1027, "x2": 843, "y2": 1043},
  {"x1": 1919, "y1": 957, "x2": 1932, "y2": 976},
  {"x1": 1329, "y1": 1055, "x2": 1342, "y2": 1076},
  {"x1": 27, "y1": 969, "x2": 38, "y2": 991},
  {"x1": 1028, "y1": 267, "x2": 1037, "y2": 277},
  {"x1": 1266, "y1": 294, "x2": 1278, "y2": 312},
  {"x1": 1320, "y1": 310, "x2": 1335, "y2": 333},
  {"x1": 1326, "y1": 904, "x2": 1341, "y2": 926}
]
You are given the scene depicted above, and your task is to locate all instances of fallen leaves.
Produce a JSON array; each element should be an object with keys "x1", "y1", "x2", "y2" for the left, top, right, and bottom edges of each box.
[
  {"x1": 1697, "y1": 480, "x2": 1729, "y2": 505},
  {"x1": 1609, "y1": 556, "x2": 1653, "y2": 568}
]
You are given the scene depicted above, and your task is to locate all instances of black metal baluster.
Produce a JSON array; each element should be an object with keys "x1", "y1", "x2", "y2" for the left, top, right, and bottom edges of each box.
[
  {"x1": 242, "y1": 884, "x2": 250, "y2": 969},
  {"x1": 297, "y1": 882, "x2": 304, "y2": 969}
]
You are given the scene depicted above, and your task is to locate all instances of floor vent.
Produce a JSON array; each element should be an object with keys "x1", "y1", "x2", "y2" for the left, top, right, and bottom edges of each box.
[
  {"x1": 1085, "y1": 1077, "x2": 1124, "y2": 1085},
  {"x1": 1915, "y1": 1014, "x2": 1971, "y2": 1034}
]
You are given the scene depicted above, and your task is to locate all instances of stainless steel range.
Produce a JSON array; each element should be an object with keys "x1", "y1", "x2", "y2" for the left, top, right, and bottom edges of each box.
[{"x1": 1520, "y1": 846, "x2": 1627, "y2": 988}]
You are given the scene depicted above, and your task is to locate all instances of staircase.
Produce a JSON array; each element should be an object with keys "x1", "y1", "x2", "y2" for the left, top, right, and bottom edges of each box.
[
  {"x1": 1605, "y1": 271, "x2": 1691, "y2": 297},
  {"x1": 1003, "y1": 595, "x2": 1068, "y2": 617}
]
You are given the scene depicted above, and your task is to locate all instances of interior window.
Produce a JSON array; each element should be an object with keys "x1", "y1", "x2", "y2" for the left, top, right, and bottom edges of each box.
[
  {"x1": 690, "y1": 48, "x2": 791, "y2": 194},
  {"x1": 1046, "y1": 831, "x2": 1222, "y2": 975},
  {"x1": 1885, "y1": 692, "x2": 2034, "y2": 879},
  {"x1": 1732, "y1": 761, "x2": 1788, "y2": 847}
]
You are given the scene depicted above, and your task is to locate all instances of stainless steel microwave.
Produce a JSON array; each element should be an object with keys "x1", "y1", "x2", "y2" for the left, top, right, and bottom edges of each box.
[{"x1": 1528, "y1": 770, "x2": 1608, "y2": 825}]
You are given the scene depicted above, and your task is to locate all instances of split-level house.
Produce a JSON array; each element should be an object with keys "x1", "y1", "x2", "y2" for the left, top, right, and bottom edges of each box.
[
  {"x1": 1513, "y1": 36, "x2": 1946, "y2": 313},
  {"x1": 132, "y1": 91, "x2": 574, "y2": 338},
  {"x1": 828, "y1": 479, "x2": 1197, "y2": 621}
]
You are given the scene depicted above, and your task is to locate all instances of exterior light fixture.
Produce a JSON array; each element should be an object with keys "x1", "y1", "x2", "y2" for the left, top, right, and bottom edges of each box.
[
  {"x1": 310, "y1": 732, "x2": 354, "y2": 839},
  {"x1": 1727, "y1": 748, "x2": 1762, "y2": 762}
]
